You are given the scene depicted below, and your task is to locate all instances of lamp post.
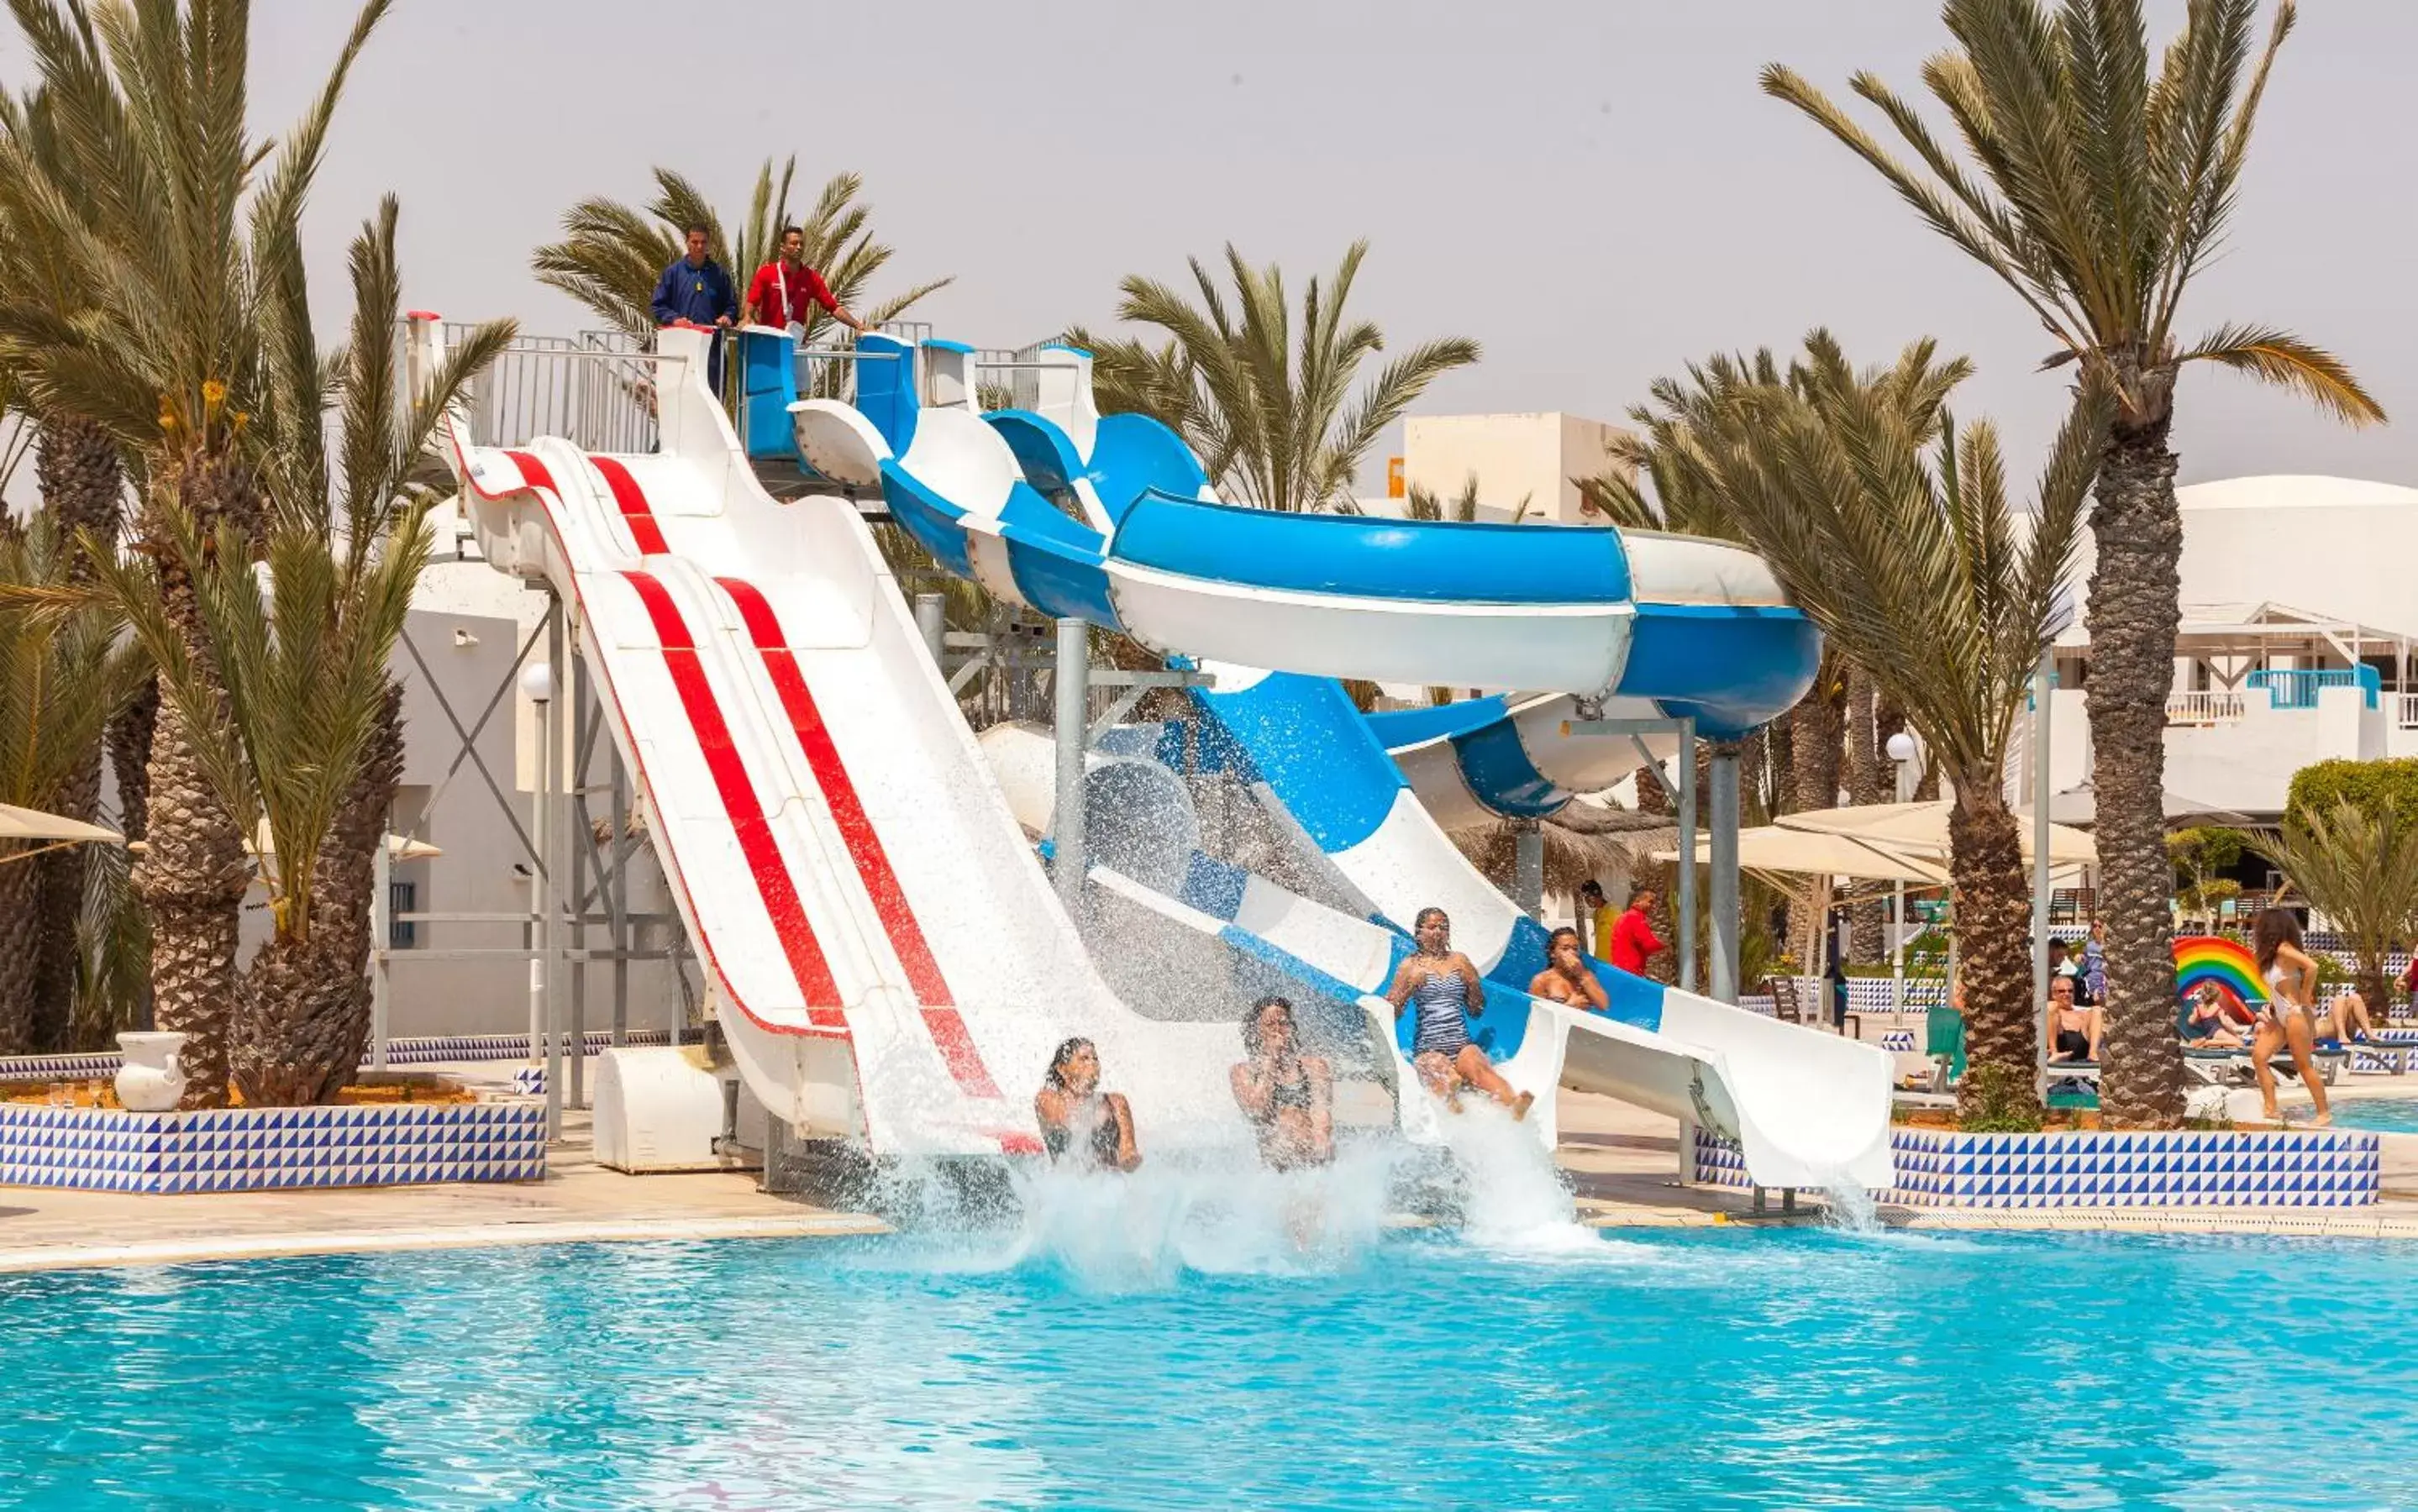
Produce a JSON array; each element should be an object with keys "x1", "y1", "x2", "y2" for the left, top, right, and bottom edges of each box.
[{"x1": 1886, "y1": 730, "x2": 1920, "y2": 1013}]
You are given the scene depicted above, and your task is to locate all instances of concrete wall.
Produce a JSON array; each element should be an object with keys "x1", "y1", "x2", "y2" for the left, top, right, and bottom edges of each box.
[{"x1": 1402, "y1": 412, "x2": 1632, "y2": 525}]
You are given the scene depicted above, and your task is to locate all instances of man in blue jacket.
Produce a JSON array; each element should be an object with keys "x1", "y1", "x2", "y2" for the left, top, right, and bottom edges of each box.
[{"x1": 649, "y1": 224, "x2": 738, "y2": 391}]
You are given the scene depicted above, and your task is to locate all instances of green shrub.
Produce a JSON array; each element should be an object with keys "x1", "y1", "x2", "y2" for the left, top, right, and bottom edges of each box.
[
  {"x1": 1958, "y1": 1063, "x2": 2044, "y2": 1133},
  {"x1": 2287, "y1": 759, "x2": 2418, "y2": 827}
]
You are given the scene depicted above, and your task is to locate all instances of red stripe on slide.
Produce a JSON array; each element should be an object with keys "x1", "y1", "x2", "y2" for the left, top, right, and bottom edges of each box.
[
  {"x1": 619, "y1": 570, "x2": 845, "y2": 1030},
  {"x1": 588, "y1": 455, "x2": 670, "y2": 555},
  {"x1": 505, "y1": 450, "x2": 557, "y2": 496},
  {"x1": 717, "y1": 576, "x2": 1003, "y2": 1100}
]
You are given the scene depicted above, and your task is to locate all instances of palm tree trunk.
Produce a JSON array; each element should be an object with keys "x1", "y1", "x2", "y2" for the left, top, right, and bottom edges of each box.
[
  {"x1": 0, "y1": 845, "x2": 42, "y2": 1052},
  {"x1": 1786, "y1": 680, "x2": 1842, "y2": 963},
  {"x1": 1769, "y1": 711, "x2": 1798, "y2": 813},
  {"x1": 134, "y1": 693, "x2": 248, "y2": 1106},
  {"x1": 133, "y1": 455, "x2": 260, "y2": 1108},
  {"x1": 1846, "y1": 669, "x2": 1885, "y2": 963},
  {"x1": 108, "y1": 681, "x2": 157, "y2": 843},
  {"x1": 1947, "y1": 777, "x2": 2042, "y2": 1126},
  {"x1": 234, "y1": 685, "x2": 402, "y2": 1105},
  {"x1": 2087, "y1": 416, "x2": 2185, "y2": 1128}
]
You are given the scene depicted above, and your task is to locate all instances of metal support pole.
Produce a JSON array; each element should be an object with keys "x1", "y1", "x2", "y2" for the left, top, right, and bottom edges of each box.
[
  {"x1": 609, "y1": 741, "x2": 630, "y2": 1047},
  {"x1": 568, "y1": 648, "x2": 590, "y2": 1112},
  {"x1": 1711, "y1": 743, "x2": 1742, "y2": 1004},
  {"x1": 915, "y1": 591, "x2": 945, "y2": 669},
  {"x1": 2032, "y1": 651, "x2": 2054, "y2": 1094},
  {"x1": 1051, "y1": 617, "x2": 1088, "y2": 909},
  {"x1": 1892, "y1": 754, "x2": 1916, "y2": 1014},
  {"x1": 543, "y1": 597, "x2": 564, "y2": 1140},
  {"x1": 1511, "y1": 818, "x2": 1544, "y2": 921},
  {"x1": 1676, "y1": 719, "x2": 1699, "y2": 995},
  {"x1": 370, "y1": 837, "x2": 392, "y2": 1071}
]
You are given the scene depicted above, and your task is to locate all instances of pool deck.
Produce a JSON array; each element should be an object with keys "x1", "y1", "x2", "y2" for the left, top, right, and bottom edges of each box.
[{"x1": 8, "y1": 1064, "x2": 2418, "y2": 1274}]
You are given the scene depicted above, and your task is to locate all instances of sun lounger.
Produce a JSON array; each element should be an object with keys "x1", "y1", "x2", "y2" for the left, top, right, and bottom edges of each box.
[{"x1": 2179, "y1": 1041, "x2": 2351, "y2": 1088}]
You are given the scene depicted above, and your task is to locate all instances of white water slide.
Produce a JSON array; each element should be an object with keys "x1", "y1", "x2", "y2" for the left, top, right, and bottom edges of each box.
[
  {"x1": 782, "y1": 332, "x2": 1894, "y2": 1189},
  {"x1": 431, "y1": 321, "x2": 1248, "y2": 1158}
]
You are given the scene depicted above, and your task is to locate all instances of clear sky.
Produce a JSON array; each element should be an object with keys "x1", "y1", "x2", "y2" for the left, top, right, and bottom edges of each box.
[{"x1": 17, "y1": 0, "x2": 2418, "y2": 491}]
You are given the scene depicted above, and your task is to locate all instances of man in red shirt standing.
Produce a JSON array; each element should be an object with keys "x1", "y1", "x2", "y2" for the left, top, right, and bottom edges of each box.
[
  {"x1": 1607, "y1": 886, "x2": 1664, "y2": 976},
  {"x1": 744, "y1": 225, "x2": 870, "y2": 338}
]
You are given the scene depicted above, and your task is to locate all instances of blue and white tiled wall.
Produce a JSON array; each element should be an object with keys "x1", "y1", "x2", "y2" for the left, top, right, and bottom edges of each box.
[
  {"x1": 1695, "y1": 1126, "x2": 2381, "y2": 1209},
  {"x1": 0, "y1": 1101, "x2": 546, "y2": 1194}
]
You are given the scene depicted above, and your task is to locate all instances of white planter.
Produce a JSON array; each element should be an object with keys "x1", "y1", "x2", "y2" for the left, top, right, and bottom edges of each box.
[{"x1": 114, "y1": 1032, "x2": 188, "y2": 1112}]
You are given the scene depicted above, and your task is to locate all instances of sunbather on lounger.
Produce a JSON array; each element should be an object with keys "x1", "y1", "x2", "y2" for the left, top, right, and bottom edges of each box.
[
  {"x1": 2184, "y1": 984, "x2": 2247, "y2": 1049},
  {"x1": 2046, "y1": 976, "x2": 2102, "y2": 1063},
  {"x1": 2312, "y1": 990, "x2": 2378, "y2": 1045}
]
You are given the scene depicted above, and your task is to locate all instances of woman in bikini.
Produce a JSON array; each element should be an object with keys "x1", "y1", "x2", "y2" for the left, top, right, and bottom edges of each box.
[
  {"x1": 1527, "y1": 927, "x2": 1609, "y2": 1011},
  {"x1": 2250, "y1": 907, "x2": 2332, "y2": 1126},
  {"x1": 1034, "y1": 1037, "x2": 1143, "y2": 1171},
  {"x1": 1229, "y1": 995, "x2": 1335, "y2": 1169},
  {"x1": 1384, "y1": 906, "x2": 1532, "y2": 1118}
]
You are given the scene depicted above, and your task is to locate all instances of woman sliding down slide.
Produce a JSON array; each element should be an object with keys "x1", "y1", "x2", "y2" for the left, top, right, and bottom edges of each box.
[
  {"x1": 1231, "y1": 995, "x2": 1335, "y2": 1170},
  {"x1": 1035, "y1": 1037, "x2": 1143, "y2": 1171},
  {"x1": 1528, "y1": 927, "x2": 1609, "y2": 1012},
  {"x1": 1386, "y1": 907, "x2": 1532, "y2": 1120}
]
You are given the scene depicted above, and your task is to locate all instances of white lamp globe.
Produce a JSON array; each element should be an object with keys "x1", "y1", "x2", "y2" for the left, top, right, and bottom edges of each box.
[
  {"x1": 1884, "y1": 731, "x2": 1919, "y2": 763},
  {"x1": 519, "y1": 662, "x2": 555, "y2": 703}
]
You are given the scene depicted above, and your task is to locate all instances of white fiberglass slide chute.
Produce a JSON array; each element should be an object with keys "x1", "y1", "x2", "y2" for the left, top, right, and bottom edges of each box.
[
  {"x1": 432, "y1": 319, "x2": 1244, "y2": 1158},
  {"x1": 794, "y1": 332, "x2": 1894, "y2": 1189}
]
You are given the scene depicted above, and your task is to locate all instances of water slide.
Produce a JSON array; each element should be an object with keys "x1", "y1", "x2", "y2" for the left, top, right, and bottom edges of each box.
[
  {"x1": 430, "y1": 319, "x2": 1248, "y2": 1158},
  {"x1": 791, "y1": 335, "x2": 1895, "y2": 1189}
]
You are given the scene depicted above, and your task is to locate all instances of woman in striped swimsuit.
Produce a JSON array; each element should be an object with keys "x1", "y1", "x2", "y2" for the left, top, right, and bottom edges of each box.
[{"x1": 1385, "y1": 907, "x2": 1532, "y2": 1119}]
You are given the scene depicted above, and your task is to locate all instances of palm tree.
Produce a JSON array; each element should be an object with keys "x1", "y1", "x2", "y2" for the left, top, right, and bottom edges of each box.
[
  {"x1": 2252, "y1": 801, "x2": 2418, "y2": 1024},
  {"x1": 1764, "y1": 0, "x2": 2384, "y2": 1127},
  {"x1": 73, "y1": 201, "x2": 510, "y2": 1105},
  {"x1": 1585, "y1": 341, "x2": 1969, "y2": 960},
  {"x1": 1066, "y1": 242, "x2": 1480, "y2": 513},
  {"x1": 0, "y1": 72, "x2": 135, "y2": 1047},
  {"x1": 532, "y1": 158, "x2": 949, "y2": 369},
  {"x1": 0, "y1": 519, "x2": 143, "y2": 1053},
  {"x1": 1660, "y1": 332, "x2": 2110, "y2": 1126},
  {"x1": 0, "y1": 0, "x2": 395, "y2": 1105},
  {"x1": 1403, "y1": 472, "x2": 1532, "y2": 524}
]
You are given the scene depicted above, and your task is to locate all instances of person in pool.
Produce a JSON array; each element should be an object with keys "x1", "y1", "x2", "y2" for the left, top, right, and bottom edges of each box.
[
  {"x1": 1034, "y1": 1037, "x2": 1142, "y2": 1172},
  {"x1": 1527, "y1": 927, "x2": 1609, "y2": 1012},
  {"x1": 1229, "y1": 995, "x2": 1335, "y2": 1169},
  {"x1": 2250, "y1": 906, "x2": 2332, "y2": 1127},
  {"x1": 1385, "y1": 906, "x2": 1533, "y2": 1118}
]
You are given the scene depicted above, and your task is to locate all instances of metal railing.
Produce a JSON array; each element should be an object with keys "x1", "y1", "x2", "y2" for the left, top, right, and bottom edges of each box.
[
  {"x1": 2396, "y1": 693, "x2": 2418, "y2": 730},
  {"x1": 417, "y1": 323, "x2": 666, "y2": 453},
  {"x1": 2247, "y1": 665, "x2": 2379, "y2": 710},
  {"x1": 2164, "y1": 690, "x2": 2246, "y2": 726}
]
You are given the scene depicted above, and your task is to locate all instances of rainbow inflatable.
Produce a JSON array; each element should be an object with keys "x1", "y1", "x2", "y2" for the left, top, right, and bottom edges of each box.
[{"x1": 2174, "y1": 935, "x2": 2264, "y2": 1010}]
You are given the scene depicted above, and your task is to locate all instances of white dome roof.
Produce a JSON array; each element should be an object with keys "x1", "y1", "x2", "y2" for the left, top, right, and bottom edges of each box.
[{"x1": 2175, "y1": 475, "x2": 2418, "y2": 512}]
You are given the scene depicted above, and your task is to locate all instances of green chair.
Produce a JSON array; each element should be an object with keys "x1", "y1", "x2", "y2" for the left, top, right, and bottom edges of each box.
[{"x1": 1925, "y1": 1003, "x2": 1967, "y2": 1090}]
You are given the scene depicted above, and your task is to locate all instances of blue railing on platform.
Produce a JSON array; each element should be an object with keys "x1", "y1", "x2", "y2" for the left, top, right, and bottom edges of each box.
[{"x1": 2247, "y1": 666, "x2": 2379, "y2": 710}]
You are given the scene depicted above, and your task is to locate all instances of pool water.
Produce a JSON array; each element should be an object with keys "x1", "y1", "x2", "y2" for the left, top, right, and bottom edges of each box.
[
  {"x1": 6, "y1": 1192, "x2": 2416, "y2": 1512},
  {"x1": 2320, "y1": 1095, "x2": 2418, "y2": 1134}
]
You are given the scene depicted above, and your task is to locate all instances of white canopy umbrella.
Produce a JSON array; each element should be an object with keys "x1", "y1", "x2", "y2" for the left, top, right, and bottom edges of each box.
[
  {"x1": 2020, "y1": 781, "x2": 2250, "y2": 829},
  {"x1": 1654, "y1": 825, "x2": 1951, "y2": 886},
  {"x1": 0, "y1": 802, "x2": 124, "y2": 865},
  {"x1": 129, "y1": 828, "x2": 442, "y2": 860},
  {"x1": 1777, "y1": 799, "x2": 2098, "y2": 867}
]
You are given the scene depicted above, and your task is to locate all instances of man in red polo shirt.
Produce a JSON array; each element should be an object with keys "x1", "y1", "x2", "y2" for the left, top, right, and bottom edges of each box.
[
  {"x1": 1607, "y1": 886, "x2": 1664, "y2": 976},
  {"x1": 744, "y1": 225, "x2": 870, "y2": 337}
]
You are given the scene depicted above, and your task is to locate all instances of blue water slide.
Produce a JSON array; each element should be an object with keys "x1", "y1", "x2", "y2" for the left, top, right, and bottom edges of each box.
[{"x1": 787, "y1": 329, "x2": 1892, "y2": 1186}]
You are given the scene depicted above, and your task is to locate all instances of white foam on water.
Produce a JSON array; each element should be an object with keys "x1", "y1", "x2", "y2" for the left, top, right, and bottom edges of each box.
[{"x1": 1427, "y1": 1099, "x2": 1599, "y2": 1258}]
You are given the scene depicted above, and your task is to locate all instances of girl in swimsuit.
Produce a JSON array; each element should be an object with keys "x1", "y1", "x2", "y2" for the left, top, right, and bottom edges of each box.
[
  {"x1": 2250, "y1": 907, "x2": 2332, "y2": 1126},
  {"x1": 1230, "y1": 995, "x2": 1335, "y2": 1169},
  {"x1": 1384, "y1": 907, "x2": 1532, "y2": 1118},
  {"x1": 1034, "y1": 1037, "x2": 1143, "y2": 1171},
  {"x1": 1527, "y1": 927, "x2": 1610, "y2": 1011}
]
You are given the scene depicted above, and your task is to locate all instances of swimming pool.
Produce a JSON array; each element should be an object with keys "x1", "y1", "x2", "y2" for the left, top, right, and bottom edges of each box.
[
  {"x1": 2316, "y1": 1096, "x2": 2418, "y2": 1134},
  {"x1": 6, "y1": 1196, "x2": 2415, "y2": 1512}
]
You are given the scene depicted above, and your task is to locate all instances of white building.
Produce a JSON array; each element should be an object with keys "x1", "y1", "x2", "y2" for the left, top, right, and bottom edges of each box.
[
  {"x1": 1397, "y1": 412, "x2": 1633, "y2": 524},
  {"x1": 2022, "y1": 475, "x2": 2418, "y2": 820}
]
